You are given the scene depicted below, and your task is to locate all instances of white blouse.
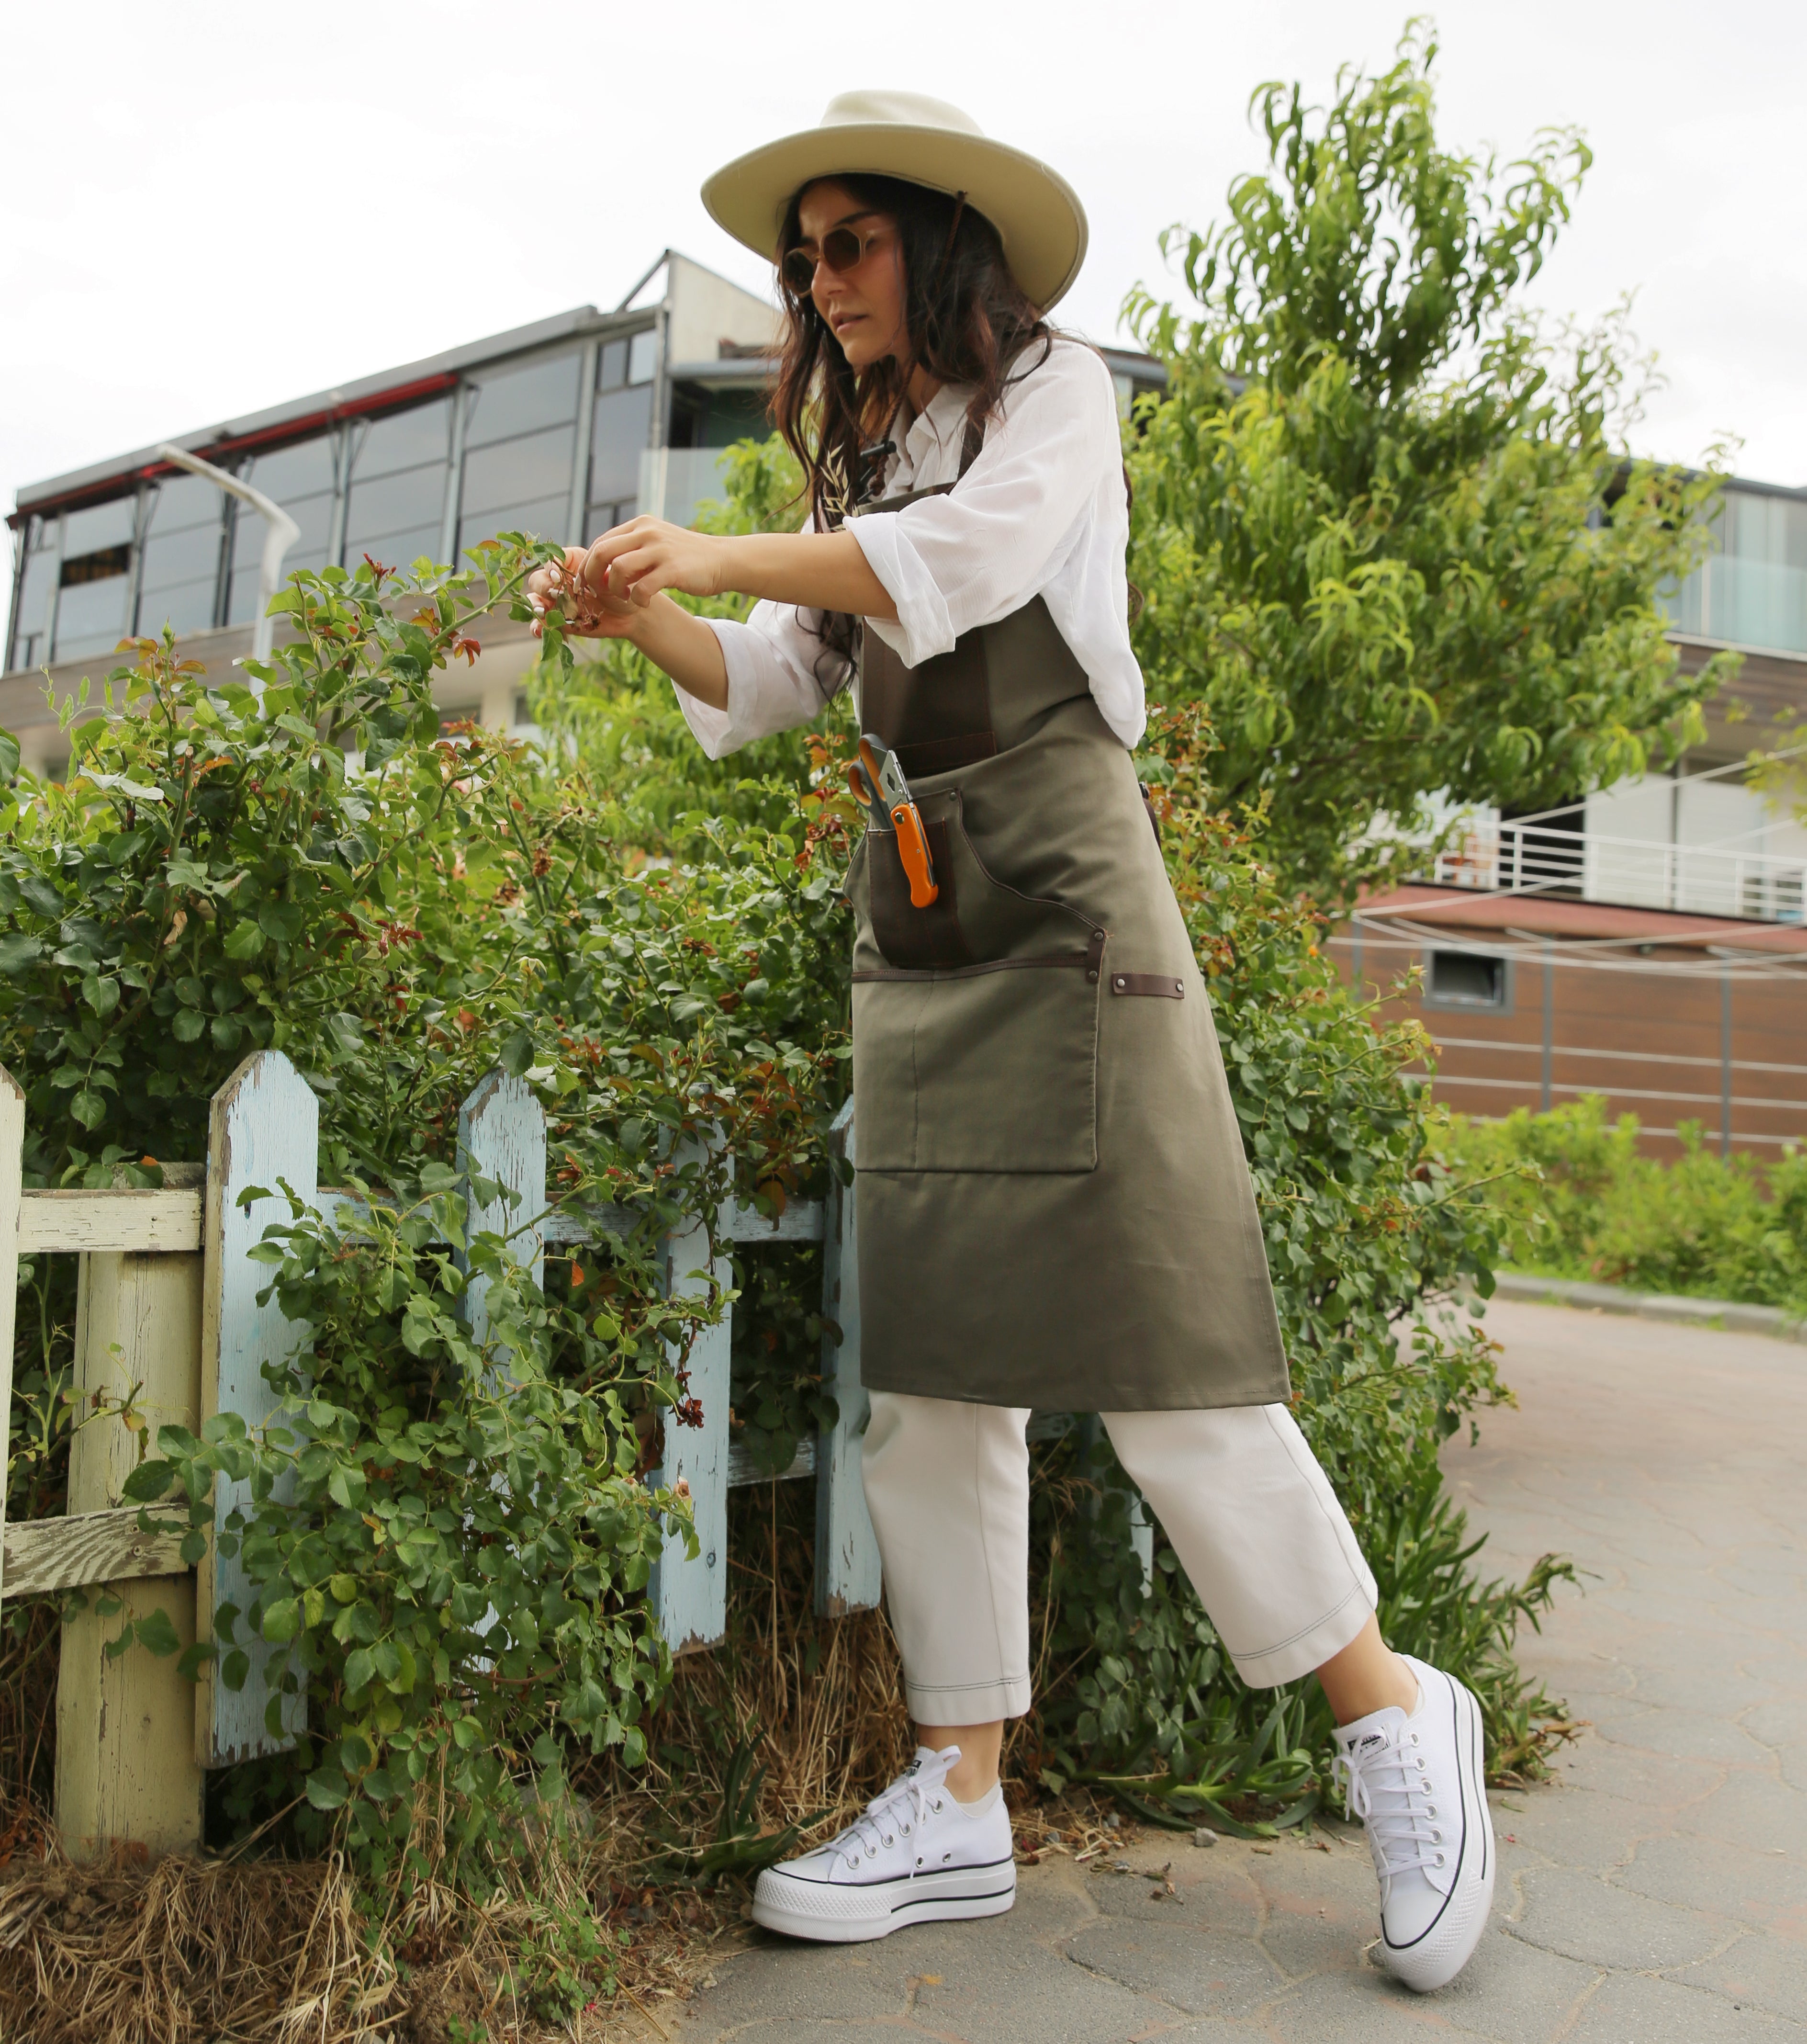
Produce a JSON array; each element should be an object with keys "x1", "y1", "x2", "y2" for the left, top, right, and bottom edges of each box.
[{"x1": 674, "y1": 337, "x2": 1147, "y2": 757}]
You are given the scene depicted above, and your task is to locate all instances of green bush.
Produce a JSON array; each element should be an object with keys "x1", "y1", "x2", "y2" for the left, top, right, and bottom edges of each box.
[
  {"x1": 0, "y1": 466, "x2": 1568, "y2": 1970},
  {"x1": 1444, "y1": 1095, "x2": 1807, "y2": 1309}
]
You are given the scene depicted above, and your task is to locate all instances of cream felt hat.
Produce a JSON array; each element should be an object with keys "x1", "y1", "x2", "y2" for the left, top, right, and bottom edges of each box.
[{"x1": 701, "y1": 90, "x2": 1088, "y2": 312}]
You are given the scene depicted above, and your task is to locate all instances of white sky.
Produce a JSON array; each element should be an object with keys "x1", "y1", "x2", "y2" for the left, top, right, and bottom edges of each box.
[{"x1": 3, "y1": 0, "x2": 1802, "y2": 518}]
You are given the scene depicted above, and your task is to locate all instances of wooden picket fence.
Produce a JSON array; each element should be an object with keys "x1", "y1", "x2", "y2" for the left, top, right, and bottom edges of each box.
[{"x1": 0, "y1": 1049, "x2": 880, "y2": 1861}]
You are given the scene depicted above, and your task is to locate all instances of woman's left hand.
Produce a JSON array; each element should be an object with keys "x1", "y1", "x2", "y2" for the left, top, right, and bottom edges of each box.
[{"x1": 577, "y1": 518, "x2": 732, "y2": 609}]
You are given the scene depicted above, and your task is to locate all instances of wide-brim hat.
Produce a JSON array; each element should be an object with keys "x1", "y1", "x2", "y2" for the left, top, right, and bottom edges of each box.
[{"x1": 701, "y1": 90, "x2": 1088, "y2": 312}]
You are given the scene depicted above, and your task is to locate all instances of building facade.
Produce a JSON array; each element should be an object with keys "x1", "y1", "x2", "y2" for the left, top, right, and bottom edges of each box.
[
  {"x1": 1342, "y1": 474, "x2": 1807, "y2": 1157},
  {"x1": 3, "y1": 251, "x2": 1167, "y2": 775}
]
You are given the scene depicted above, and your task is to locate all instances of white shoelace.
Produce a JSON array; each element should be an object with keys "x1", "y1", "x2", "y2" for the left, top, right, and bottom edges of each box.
[
  {"x1": 1334, "y1": 1727, "x2": 1449, "y2": 1885},
  {"x1": 830, "y1": 1763, "x2": 948, "y2": 1878}
]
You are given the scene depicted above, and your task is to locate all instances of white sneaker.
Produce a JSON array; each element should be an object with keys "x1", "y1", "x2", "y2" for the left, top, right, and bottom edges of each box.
[
  {"x1": 751, "y1": 1746, "x2": 1016, "y2": 1944},
  {"x1": 1334, "y1": 1655, "x2": 1495, "y2": 1992}
]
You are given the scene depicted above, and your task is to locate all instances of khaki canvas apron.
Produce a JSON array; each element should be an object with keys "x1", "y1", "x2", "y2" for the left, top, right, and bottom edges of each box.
[{"x1": 843, "y1": 460, "x2": 1291, "y2": 1413}]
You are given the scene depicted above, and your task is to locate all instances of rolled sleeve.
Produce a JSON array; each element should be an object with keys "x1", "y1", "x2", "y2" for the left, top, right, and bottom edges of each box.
[
  {"x1": 670, "y1": 607, "x2": 842, "y2": 759},
  {"x1": 847, "y1": 509, "x2": 957, "y2": 668}
]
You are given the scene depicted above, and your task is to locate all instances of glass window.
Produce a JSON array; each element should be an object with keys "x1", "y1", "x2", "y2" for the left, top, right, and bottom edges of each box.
[
  {"x1": 629, "y1": 329, "x2": 658, "y2": 385},
  {"x1": 344, "y1": 466, "x2": 449, "y2": 558},
  {"x1": 598, "y1": 338, "x2": 629, "y2": 391},
  {"x1": 354, "y1": 399, "x2": 452, "y2": 477},
  {"x1": 1662, "y1": 486, "x2": 1807, "y2": 656},
  {"x1": 225, "y1": 441, "x2": 337, "y2": 628},
  {"x1": 460, "y1": 492, "x2": 572, "y2": 558},
  {"x1": 458, "y1": 424, "x2": 577, "y2": 555},
  {"x1": 464, "y1": 353, "x2": 580, "y2": 449},
  {"x1": 341, "y1": 400, "x2": 453, "y2": 570},
  {"x1": 136, "y1": 473, "x2": 228, "y2": 639},
  {"x1": 697, "y1": 386, "x2": 769, "y2": 449},
  {"x1": 1425, "y1": 951, "x2": 1508, "y2": 1011},
  {"x1": 60, "y1": 497, "x2": 136, "y2": 560},
  {"x1": 9, "y1": 526, "x2": 60, "y2": 671},
  {"x1": 589, "y1": 382, "x2": 653, "y2": 506},
  {"x1": 241, "y1": 435, "x2": 337, "y2": 503},
  {"x1": 54, "y1": 568, "x2": 133, "y2": 663}
]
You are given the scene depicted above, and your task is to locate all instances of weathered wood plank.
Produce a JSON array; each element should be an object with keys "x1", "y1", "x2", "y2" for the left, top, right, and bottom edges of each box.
[
  {"x1": 3, "y1": 1507, "x2": 189, "y2": 1599},
  {"x1": 456, "y1": 1069, "x2": 547, "y2": 1354},
  {"x1": 56, "y1": 1246, "x2": 205, "y2": 1859},
  {"x1": 0, "y1": 1067, "x2": 22, "y2": 1604},
  {"x1": 726, "y1": 1438, "x2": 815, "y2": 1488},
  {"x1": 198, "y1": 1051, "x2": 316, "y2": 1768},
  {"x1": 648, "y1": 1134, "x2": 733, "y2": 1654},
  {"x1": 722, "y1": 1199, "x2": 826, "y2": 1244},
  {"x1": 815, "y1": 1100, "x2": 881, "y2": 1619},
  {"x1": 18, "y1": 1187, "x2": 204, "y2": 1254}
]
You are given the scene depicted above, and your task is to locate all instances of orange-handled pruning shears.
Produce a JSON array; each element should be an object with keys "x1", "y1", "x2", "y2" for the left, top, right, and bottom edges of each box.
[{"x1": 859, "y1": 734, "x2": 939, "y2": 909}]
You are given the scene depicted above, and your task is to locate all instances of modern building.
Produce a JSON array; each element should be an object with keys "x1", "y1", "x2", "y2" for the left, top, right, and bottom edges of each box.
[
  {"x1": 3, "y1": 250, "x2": 1168, "y2": 775},
  {"x1": 1343, "y1": 473, "x2": 1807, "y2": 1156}
]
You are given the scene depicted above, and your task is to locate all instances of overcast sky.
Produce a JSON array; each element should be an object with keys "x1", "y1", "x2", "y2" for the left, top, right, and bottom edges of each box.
[{"x1": 3, "y1": 0, "x2": 1802, "y2": 519}]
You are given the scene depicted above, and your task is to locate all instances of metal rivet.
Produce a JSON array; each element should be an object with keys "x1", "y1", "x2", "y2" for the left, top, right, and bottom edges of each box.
[{"x1": 1114, "y1": 976, "x2": 1125, "y2": 988}]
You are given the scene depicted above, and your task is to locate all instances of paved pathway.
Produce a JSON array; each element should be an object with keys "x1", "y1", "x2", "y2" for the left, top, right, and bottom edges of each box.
[{"x1": 671, "y1": 1300, "x2": 1807, "y2": 2040}]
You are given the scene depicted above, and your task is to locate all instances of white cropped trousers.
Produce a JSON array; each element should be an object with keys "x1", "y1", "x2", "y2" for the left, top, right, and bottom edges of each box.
[{"x1": 860, "y1": 1393, "x2": 1378, "y2": 1723}]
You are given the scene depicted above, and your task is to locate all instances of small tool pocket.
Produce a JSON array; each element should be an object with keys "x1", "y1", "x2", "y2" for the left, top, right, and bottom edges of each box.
[
  {"x1": 868, "y1": 821, "x2": 971, "y2": 969},
  {"x1": 853, "y1": 802, "x2": 1103, "y2": 1174}
]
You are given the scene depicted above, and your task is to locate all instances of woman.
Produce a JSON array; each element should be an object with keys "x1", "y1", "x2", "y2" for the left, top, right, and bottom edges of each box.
[{"x1": 530, "y1": 91, "x2": 1495, "y2": 1994}]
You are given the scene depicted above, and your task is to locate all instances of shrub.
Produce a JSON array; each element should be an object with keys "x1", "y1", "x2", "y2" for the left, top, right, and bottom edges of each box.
[{"x1": 1445, "y1": 1096, "x2": 1807, "y2": 1310}]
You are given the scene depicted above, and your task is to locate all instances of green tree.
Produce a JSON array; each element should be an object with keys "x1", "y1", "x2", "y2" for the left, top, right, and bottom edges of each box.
[{"x1": 1125, "y1": 22, "x2": 1733, "y2": 901}]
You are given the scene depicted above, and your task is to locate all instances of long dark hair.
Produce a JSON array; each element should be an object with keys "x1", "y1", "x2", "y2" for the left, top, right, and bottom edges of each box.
[{"x1": 770, "y1": 174, "x2": 1051, "y2": 685}]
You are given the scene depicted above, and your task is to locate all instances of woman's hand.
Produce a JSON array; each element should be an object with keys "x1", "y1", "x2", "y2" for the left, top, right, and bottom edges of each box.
[
  {"x1": 525, "y1": 520, "x2": 898, "y2": 648},
  {"x1": 583, "y1": 518, "x2": 730, "y2": 609},
  {"x1": 526, "y1": 547, "x2": 637, "y2": 642}
]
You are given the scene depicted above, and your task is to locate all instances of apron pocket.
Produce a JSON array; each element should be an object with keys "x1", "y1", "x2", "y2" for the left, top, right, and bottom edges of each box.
[
  {"x1": 853, "y1": 960, "x2": 1101, "y2": 1174},
  {"x1": 868, "y1": 820, "x2": 973, "y2": 970}
]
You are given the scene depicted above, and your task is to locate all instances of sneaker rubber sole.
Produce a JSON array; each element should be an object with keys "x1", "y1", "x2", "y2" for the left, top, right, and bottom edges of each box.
[
  {"x1": 751, "y1": 1857, "x2": 1017, "y2": 1943},
  {"x1": 1381, "y1": 1662, "x2": 1495, "y2": 1993}
]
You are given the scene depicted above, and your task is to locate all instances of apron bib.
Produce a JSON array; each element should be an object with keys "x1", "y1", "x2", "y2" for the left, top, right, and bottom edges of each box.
[{"x1": 843, "y1": 470, "x2": 1290, "y2": 1413}]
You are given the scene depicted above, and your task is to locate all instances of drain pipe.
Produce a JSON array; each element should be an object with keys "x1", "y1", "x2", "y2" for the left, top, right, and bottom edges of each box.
[{"x1": 154, "y1": 443, "x2": 300, "y2": 663}]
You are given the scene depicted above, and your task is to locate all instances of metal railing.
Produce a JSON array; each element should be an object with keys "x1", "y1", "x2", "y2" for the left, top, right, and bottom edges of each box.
[{"x1": 1433, "y1": 821, "x2": 1807, "y2": 925}]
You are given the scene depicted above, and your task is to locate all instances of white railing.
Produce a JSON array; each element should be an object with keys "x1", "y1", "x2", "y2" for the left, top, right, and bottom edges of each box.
[{"x1": 1434, "y1": 821, "x2": 1807, "y2": 925}]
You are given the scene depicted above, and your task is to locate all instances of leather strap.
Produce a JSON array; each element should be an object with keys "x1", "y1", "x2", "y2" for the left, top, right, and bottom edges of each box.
[{"x1": 1109, "y1": 972, "x2": 1186, "y2": 1000}]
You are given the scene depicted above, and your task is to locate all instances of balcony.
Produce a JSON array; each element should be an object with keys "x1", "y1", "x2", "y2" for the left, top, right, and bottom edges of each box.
[{"x1": 1434, "y1": 820, "x2": 1807, "y2": 925}]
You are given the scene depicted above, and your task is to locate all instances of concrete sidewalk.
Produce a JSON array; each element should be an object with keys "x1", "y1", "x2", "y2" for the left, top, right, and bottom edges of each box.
[{"x1": 670, "y1": 1299, "x2": 1807, "y2": 2041}]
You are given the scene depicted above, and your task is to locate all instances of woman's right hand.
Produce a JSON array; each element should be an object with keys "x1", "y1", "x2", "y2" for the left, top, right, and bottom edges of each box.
[{"x1": 525, "y1": 547, "x2": 639, "y2": 642}]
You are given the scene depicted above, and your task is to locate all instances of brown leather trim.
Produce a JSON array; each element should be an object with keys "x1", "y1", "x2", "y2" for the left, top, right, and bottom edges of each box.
[
  {"x1": 894, "y1": 732, "x2": 999, "y2": 779},
  {"x1": 853, "y1": 950, "x2": 1096, "y2": 984},
  {"x1": 1109, "y1": 971, "x2": 1186, "y2": 1000}
]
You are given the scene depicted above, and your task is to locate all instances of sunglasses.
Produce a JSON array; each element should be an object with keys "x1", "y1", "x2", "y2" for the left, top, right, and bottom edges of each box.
[{"x1": 781, "y1": 221, "x2": 889, "y2": 297}]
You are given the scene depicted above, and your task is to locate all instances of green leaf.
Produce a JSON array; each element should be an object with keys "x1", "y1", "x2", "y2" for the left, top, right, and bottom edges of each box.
[
  {"x1": 0, "y1": 933, "x2": 42, "y2": 974},
  {"x1": 134, "y1": 1607, "x2": 184, "y2": 1657},
  {"x1": 500, "y1": 1026, "x2": 534, "y2": 1077},
  {"x1": 122, "y1": 1460, "x2": 177, "y2": 1501},
  {"x1": 223, "y1": 921, "x2": 264, "y2": 960},
  {"x1": 261, "y1": 1597, "x2": 303, "y2": 1644},
  {"x1": 171, "y1": 1008, "x2": 204, "y2": 1043},
  {"x1": 305, "y1": 1766, "x2": 349, "y2": 1810}
]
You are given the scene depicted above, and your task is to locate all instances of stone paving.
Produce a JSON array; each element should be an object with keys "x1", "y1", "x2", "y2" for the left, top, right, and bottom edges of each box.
[{"x1": 670, "y1": 1299, "x2": 1807, "y2": 2041}]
